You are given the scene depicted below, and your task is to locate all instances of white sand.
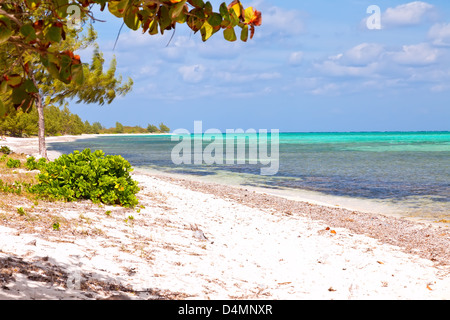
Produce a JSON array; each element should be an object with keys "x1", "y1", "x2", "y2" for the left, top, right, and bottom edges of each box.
[{"x1": 0, "y1": 136, "x2": 449, "y2": 300}]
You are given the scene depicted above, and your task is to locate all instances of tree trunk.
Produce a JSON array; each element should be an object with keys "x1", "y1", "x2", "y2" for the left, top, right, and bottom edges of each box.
[
  {"x1": 31, "y1": 74, "x2": 47, "y2": 159},
  {"x1": 36, "y1": 94, "x2": 47, "y2": 159}
]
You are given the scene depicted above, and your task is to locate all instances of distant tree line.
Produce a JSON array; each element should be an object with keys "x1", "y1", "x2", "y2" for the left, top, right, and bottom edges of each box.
[{"x1": 0, "y1": 106, "x2": 170, "y2": 137}]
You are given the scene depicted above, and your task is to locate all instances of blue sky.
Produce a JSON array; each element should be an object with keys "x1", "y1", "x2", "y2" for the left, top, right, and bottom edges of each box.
[{"x1": 69, "y1": 0, "x2": 450, "y2": 132}]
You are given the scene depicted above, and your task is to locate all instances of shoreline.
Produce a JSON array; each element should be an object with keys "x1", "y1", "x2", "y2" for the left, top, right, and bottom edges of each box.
[{"x1": 1, "y1": 135, "x2": 449, "y2": 299}]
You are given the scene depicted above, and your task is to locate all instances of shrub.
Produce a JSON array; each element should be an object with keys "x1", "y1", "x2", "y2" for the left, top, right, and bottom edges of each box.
[
  {"x1": 0, "y1": 179, "x2": 24, "y2": 195},
  {"x1": 6, "y1": 158, "x2": 21, "y2": 168},
  {"x1": 25, "y1": 156, "x2": 47, "y2": 171},
  {"x1": 31, "y1": 149, "x2": 139, "y2": 207},
  {"x1": 0, "y1": 146, "x2": 11, "y2": 155}
]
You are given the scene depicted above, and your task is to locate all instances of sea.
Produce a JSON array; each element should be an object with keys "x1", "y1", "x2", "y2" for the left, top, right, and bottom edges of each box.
[{"x1": 47, "y1": 131, "x2": 450, "y2": 224}]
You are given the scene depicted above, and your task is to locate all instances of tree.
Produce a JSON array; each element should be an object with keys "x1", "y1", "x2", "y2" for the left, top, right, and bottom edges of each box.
[
  {"x1": 0, "y1": 0, "x2": 261, "y2": 156},
  {"x1": 159, "y1": 122, "x2": 170, "y2": 133},
  {"x1": 0, "y1": 0, "x2": 261, "y2": 113},
  {"x1": 92, "y1": 121, "x2": 103, "y2": 134},
  {"x1": 115, "y1": 121, "x2": 124, "y2": 133},
  {"x1": 147, "y1": 124, "x2": 159, "y2": 133},
  {"x1": 0, "y1": 18, "x2": 132, "y2": 157}
]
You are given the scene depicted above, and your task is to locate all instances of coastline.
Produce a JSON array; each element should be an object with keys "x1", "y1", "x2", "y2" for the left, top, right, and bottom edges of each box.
[{"x1": 0, "y1": 135, "x2": 449, "y2": 300}]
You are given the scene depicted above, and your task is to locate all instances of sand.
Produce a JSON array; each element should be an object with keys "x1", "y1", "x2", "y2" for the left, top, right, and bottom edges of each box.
[{"x1": 0, "y1": 136, "x2": 449, "y2": 300}]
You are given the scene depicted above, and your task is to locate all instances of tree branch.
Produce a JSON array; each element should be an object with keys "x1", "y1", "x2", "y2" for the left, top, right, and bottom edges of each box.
[{"x1": 0, "y1": 8, "x2": 23, "y2": 27}]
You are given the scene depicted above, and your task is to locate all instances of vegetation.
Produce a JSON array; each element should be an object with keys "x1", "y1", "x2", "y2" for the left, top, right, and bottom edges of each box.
[
  {"x1": 25, "y1": 156, "x2": 47, "y2": 171},
  {"x1": 0, "y1": 149, "x2": 139, "y2": 208},
  {"x1": 0, "y1": 105, "x2": 171, "y2": 136},
  {"x1": 0, "y1": 0, "x2": 260, "y2": 213},
  {"x1": 30, "y1": 149, "x2": 139, "y2": 207},
  {"x1": 0, "y1": 0, "x2": 260, "y2": 116},
  {"x1": 0, "y1": 145, "x2": 11, "y2": 154},
  {"x1": 6, "y1": 158, "x2": 21, "y2": 168}
]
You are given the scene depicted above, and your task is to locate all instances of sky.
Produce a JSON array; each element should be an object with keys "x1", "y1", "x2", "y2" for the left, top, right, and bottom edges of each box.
[{"x1": 69, "y1": 0, "x2": 450, "y2": 132}]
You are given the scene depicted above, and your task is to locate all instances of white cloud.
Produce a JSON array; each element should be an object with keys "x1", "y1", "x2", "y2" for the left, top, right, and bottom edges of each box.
[
  {"x1": 428, "y1": 23, "x2": 450, "y2": 46},
  {"x1": 341, "y1": 43, "x2": 385, "y2": 66},
  {"x1": 314, "y1": 60, "x2": 381, "y2": 78},
  {"x1": 214, "y1": 71, "x2": 281, "y2": 83},
  {"x1": 249, "y1": 1, "x2": 306, "y2": 38},
  {"x1": 388, "y1": 43, "x2": 440, "y2": 65},
  {"x1": 382, "y1": 1, "x2": 436, "y2": 27},
  {"x1": 313, "y1": 43, "x2": 385, "y2": 77},
  {"x1": 178, "y1": 64, "x2": 206, "y2": 83},
  {"x1": 263, "y1": 6, "x2": 305, "y2": 35},
  {"x1": 289, "y1": 51, "x2": 304, "y2": 66}
]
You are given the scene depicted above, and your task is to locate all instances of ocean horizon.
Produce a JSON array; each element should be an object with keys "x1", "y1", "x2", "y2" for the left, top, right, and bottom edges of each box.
[{"x1": 48, "y1": 131, "x2": 450, "y2": 223}]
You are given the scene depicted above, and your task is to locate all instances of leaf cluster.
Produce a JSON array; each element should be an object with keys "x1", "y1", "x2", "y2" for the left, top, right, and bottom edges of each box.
[
  {"x1": 6, "y1": 158, "x2": 21, "y2": 168},
  {"x1": 0, "y1": 0, "x2": 260, "y2": 115},
  {"x1": 0, "y1": 105, "x2": 90, "y2": 137},
  {"x1": 30, "y1": 148, "x2": 139, "y2": 207},
  {"x1": 0, "y1": 145, "x2": 11, "y2": 154},
  {"x1": 25, "y1": 156, "x2": 47, "y2": 170}
]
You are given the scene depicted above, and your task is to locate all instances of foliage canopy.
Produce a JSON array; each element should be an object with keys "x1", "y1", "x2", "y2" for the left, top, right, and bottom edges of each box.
[{"x1": 0, "y1": 0, "x2": 261, "y2": 116}]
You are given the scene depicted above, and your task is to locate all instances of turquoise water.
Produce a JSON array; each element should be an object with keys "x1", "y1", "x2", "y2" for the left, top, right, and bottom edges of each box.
[{"x1": 48, "y1": 131, "x2": 450, "y2": 221}]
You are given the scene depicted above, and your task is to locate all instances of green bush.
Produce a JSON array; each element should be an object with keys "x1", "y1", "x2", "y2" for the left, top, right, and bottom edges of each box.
[
  {"x1": 0, "y1": 146, "x2": 11, "y2": 155},
  {"x1": 6, "y1": 158, "x2": 21, "y2": 168},
  {"x1": 25, "y1": 156, "x2": 47, "y2": 171},
  {"x1": 31, "y1": 149, "x2": 139, "y2": 207}
]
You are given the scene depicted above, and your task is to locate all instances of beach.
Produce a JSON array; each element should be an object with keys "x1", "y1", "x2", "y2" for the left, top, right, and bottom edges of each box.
[{"x1": 0, "y1": 135, "x2": 449, "y2": 300}]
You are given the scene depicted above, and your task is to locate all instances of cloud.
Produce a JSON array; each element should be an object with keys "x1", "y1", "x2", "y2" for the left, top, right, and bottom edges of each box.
[
  {"x1": 340, "y1": 43, "x2": 385, "y2": 66},
  {"x1": 382, "y1": 1, "x2": 436, "y2": 27},
  {"x1": 308, "y1": 38, "x2": 450, "y2": 95},
  {"x1": 289, "y1": 51, "x2": 304, "y2": 66},
  {"x1": 249, "y1": 0, "x2": 306, "y2": 38},
  {"x1": 388, "y1": 43, "x2": 440, "y2": 66},
  {"x1": 178, "y1": 64, "x2": 207, "y2": 83},
  {"x1": 313, "y1": 43, "x2": 385, "y2": 78},
  {"x1": 428, "y1": 23, "x2": 450, "y2": 46}
]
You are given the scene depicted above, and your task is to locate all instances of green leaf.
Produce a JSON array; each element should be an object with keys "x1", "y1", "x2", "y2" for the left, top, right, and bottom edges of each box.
[
  {"x1": 240, "y1": 24, "x2": 249, "y2": 42},
  {"x1": 71, "y1": 64, "x2": 85, "y2": 85},
  {"x1": 171, "y1": 0, "x2": 187, "y2": 19},
  {"x1": 6, "y1": 74, "x2": 23, "y2": 88},
  {"x1": 204, "y1": 1, "x2": 213, "y2": 15},
  {"x1": 148, "y1": 19, "x2": 159, "y2": 35},
  {"x1": 45, "y1": 25, "x2": 62, "y2": 43},
  {"x1": 0, "y1": 81, "x2": 7, "y2": 93},
  {"x1": 200, "y1": 21, "x2": 213, "y2": 41},
  {"x1": 124, "y1": 8, "x2": 141, "y2": 30},
  {"x1": 11, "y1": 86, "x2": 28, "y2": 105},
  {"x1": 189, "y1": 0, "x2": 205, "y2": 9},
  {"x1": 207, "y1": 12, "x2": 222, "y2": 27},
  {"x1": 158, "y1": 5, "x2": 171, "y2": 32},
  {"x1": 60, "y1": 53, "x2": 72, "y2": 69},
  {"x1": 25, "y1": 0, "x2": 41, "y2": 9},
  {"x1": 54, "y1": 0, "x2": 69, "y2": 18},
  {"x1": 219, "y1": 3, "x2": 229, "y2": 18},
  {"x1": 20, "y1": 24, "x2": 37, "y2": 42},
  {"x1": 46, "y1": 62, "x2": 61, "y2": 80},
  {"x1": 223, "y1": 27, "x2": 237, "y2": 42},
  {"x1": 0, "y1": 99, "x2": 6, "y2": 117},
  {"x1": 187, "y1": 8, "x2": 205, "y2": 32},
  {"x1": 0, "y1": 16, "x2": 14, "y2": 44},
  {"x1": 23, "y1": 79, "x2": 38, "y2": 94},
  {"x1": 108, "y1": 0, "x2": 129, "y2": 18}
]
